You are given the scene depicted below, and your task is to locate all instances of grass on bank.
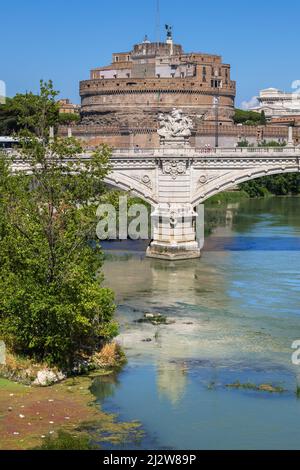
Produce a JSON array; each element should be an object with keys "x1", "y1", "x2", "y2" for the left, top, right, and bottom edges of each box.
[
  {"x1": 34, "y1": 430, "x2": 96, "y2": 450},
  {"x1": 205, "y1": 190, "x2": 250, "y2": 206}
]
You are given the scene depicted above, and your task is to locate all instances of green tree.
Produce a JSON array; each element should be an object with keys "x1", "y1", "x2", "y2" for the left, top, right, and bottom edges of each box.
[
  {"x1": 0, "y1": 97, "x2": 19, "y2": 135},
  {"x1": 260, "y1": 110, "x2": 267, "y2": 125},
  {"x1": 237, "y1": 139, "x2": 250, "y2": 147},
  {"x1": 258, "y1": 140, "x2": 286, "y2": 147},
  {"x1": 58, "y1": 113, "x2": 80, "y2": 126},
  {"x1": 233, "y1": 109, "x2": 261, "y2": 126},
  {"x1": 0, "y1": 109, "x2": 117, "y2": 367},
  {"x1": 0, "y1": 80, "x2": 59, "y2": 138}
]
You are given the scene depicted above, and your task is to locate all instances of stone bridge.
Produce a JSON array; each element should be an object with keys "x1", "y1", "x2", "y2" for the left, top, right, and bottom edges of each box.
[
  {"x1": 97, "y1": 145, "x2": 300, "y2": 260},
  {"x1": 9, "y1": 129, "x2": 300, "y2": 260}
]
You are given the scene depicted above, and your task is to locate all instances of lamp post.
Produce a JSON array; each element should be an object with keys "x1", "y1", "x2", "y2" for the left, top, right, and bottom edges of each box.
[{"x1": 213, "y1": 88, "x2": 220, "y2": 148}]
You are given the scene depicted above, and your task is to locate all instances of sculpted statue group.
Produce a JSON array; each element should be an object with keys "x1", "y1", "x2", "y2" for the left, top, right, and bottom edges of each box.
[{"x1": 157, "y1": 108, "x2": 193, "y2": 140}]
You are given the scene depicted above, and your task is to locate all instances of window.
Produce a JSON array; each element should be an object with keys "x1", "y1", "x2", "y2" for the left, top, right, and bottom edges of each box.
[
  {"x1": 211, "y1": 79, "x2": 221, "y2": 88},
  {"x1": 181, "y1": 72, "x2": 185, "y2": 78},
  {"x1": 115, "y1": 56, "x2": 119, "y2": 62}
]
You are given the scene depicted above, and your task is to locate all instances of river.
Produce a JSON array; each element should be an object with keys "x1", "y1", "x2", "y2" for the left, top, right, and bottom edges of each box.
[{"x1": 93, "y1": 196, "x2": 300, "y2": 450}]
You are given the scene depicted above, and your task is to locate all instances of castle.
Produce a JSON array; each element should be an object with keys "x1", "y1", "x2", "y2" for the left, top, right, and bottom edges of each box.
[
  {"x1": 80, "y1": 28, "x2": 236, "y2": 129},
  {"x1": 59, "y1": 29, "x2": 299, "y2": 147}
]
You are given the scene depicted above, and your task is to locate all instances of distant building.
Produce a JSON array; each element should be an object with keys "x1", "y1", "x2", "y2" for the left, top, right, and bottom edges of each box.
[
  {"x1": 80, "y1": 27, "x2": 236, "y2": 128},
  {"x1": 254, "y1": 88, "x2": 300, "y2": 119},
  {"x1": 58, "y1": 99, "x2": 80, "y2": 115}
]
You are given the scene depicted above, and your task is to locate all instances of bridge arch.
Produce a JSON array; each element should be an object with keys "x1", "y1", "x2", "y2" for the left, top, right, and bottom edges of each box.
[
  {"x1": 192, "y1": 165, "x2": 300, "y2": 206},
  {"x1": 104, "y1": 173, "x2": 157, "y2": 206}
]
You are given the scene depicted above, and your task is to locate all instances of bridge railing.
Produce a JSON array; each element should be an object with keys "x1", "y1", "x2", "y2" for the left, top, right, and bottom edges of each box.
[
  {"x1": 111, "y1": 146, "x2": 299, "y2": 157},
  {"x1": 4, "y1": 146, "x2": 299, "y2": 161}
]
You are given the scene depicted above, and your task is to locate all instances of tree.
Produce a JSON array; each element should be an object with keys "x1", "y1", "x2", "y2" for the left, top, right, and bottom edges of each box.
[
  {"x1": 0, "y1": 138, "x2": 117, "y2": 367},
  {"x1": 0, "y1": 82, "x2": 117, "y2": 368},
  {"x1": 0, "y1": 80, "x2": 59, "y2": 138},
  {"x1": 260, "y1": 110, "x2": 267, "y2": 125},
  {"x1": 58, "y1": 113, "x2": 80, "y2": 126},
  {"x1": 237, "y1": 139, "x2": 250, "y2": 147},
  {"x1": 233, "y1": 109, "x2": 261, "y2": 126},
  {"x1": 0, "y1": 97, "x2": 19, "y2": 135}
]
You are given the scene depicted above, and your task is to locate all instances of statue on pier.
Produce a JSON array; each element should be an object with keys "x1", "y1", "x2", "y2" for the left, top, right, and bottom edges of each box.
[{"x1": 157, "y1": 108, "x2": 193, "y2": 142}]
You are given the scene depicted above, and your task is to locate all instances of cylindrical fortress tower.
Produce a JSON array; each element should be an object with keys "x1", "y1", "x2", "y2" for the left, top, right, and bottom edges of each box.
[{"x1": 80, "y1": 31, "x2": 236, "y2": 130}]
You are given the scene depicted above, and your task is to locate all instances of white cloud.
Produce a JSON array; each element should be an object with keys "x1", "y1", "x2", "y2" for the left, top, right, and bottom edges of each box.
[{"x1": 241, "y1": 96, "x2": 259, "y2": 110}]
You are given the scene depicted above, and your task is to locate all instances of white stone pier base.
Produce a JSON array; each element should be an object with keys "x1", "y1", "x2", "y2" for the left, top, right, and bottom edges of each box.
[{"x1": 146, "y1": 204, "x2": 201, "y2": 260}]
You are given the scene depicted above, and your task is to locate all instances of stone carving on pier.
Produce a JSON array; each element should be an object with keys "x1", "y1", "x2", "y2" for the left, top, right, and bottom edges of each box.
[
  {"x1": 158, "y1": 108, "x2": 193, "y2": 147},
  {"x1": 162, "y1": 160, "x2": 187, "y2": 180}
]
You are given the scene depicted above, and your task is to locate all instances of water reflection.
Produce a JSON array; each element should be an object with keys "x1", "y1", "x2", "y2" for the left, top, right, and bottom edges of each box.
[
  {"x1": 96, "y1": 197, "x2": 300, "y2": 449},
  {"x1": 156, "y1": 362, "x2": 188, "y2": 406},
  {"x1": 90, "y1": 374, "x2": 120, "y2": 401}
]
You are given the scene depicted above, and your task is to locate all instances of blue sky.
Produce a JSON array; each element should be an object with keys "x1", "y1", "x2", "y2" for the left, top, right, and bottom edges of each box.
[{"x1": 1, "y1": 0, "x2": 299, "y2": 108}]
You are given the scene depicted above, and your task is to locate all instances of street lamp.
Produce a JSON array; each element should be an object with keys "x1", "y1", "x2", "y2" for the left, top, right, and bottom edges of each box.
[{"x1": 213, "y1": 90, "x2": 220, "y2": 148}]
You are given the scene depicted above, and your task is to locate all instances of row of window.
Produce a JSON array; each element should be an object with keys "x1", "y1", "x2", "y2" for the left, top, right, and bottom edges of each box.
[{"x1": 93, "y1": 72, "x2": 229, "y2": 82}]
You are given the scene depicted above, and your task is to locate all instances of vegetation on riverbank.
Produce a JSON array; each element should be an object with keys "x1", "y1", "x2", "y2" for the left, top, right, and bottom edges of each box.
[
  {"x1": 205, "y1": 190, "x2": 249, "y2": 206},
  {"x1": 0, "y1": 81, "x2": 119, "y2": 374},
  {"x1": 240, "y1": 174, "x2": 300, "y2": 198},
  {"x1": 0, "y1": 343, "x2": 126, "y2": 386},
  {"x1": 237, "y1": 140, "x2": 300, "y2": 197}
]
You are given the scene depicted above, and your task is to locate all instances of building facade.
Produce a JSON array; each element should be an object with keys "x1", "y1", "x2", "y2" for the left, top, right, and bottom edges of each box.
[
  {"x1": 80, "y1": 30, "x2": 236, "y2": 129},
  {"x1": 58, "y1": 99, "x2": 80, "y2": 115},
  {"x1": 254, "y1": 88, "x2": 300, "y2": 119},
  {"x1": 58, "y1": 32, "x2": 298, "y2": 148}
]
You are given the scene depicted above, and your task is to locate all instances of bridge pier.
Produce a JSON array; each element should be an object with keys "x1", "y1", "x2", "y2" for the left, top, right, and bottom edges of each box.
[{"x1": 146, "y1": 204, "x2": 201, "y2": 260}]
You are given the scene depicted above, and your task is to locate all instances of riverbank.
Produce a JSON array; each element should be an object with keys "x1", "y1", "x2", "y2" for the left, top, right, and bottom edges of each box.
[
  {"x1": 0, "y1": 343, "x2": 143, "y2": 450},
  {"x1": 0, "y1": 342, "x2": 126, "y2": 387},
  {"x1": 205, "y1": 190, "x2": 250, "y2": 206},
  {"x1": 0, "y1": 372, "x2": 142, "y2": 450}
]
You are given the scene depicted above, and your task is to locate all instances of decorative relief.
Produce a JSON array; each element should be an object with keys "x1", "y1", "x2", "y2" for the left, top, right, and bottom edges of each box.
[
  {"x1": 141, "y1": 175, "x2": 153, "y2": 188},
  {"x1": 196, "y1": 172, "x2": 232, "y2": 187},
  {"x1": 128, "y1": 174, "x2": 153, "y2": 189},
  {"x1": 157, "y1": 108, "x2": 193, "y2": 139},
  {"x1": 199, "y1": 175, "x2": 208, "y2": 184},
  {"x1": 162, "y1": 160, "x2": 187, "y2": 180}
]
